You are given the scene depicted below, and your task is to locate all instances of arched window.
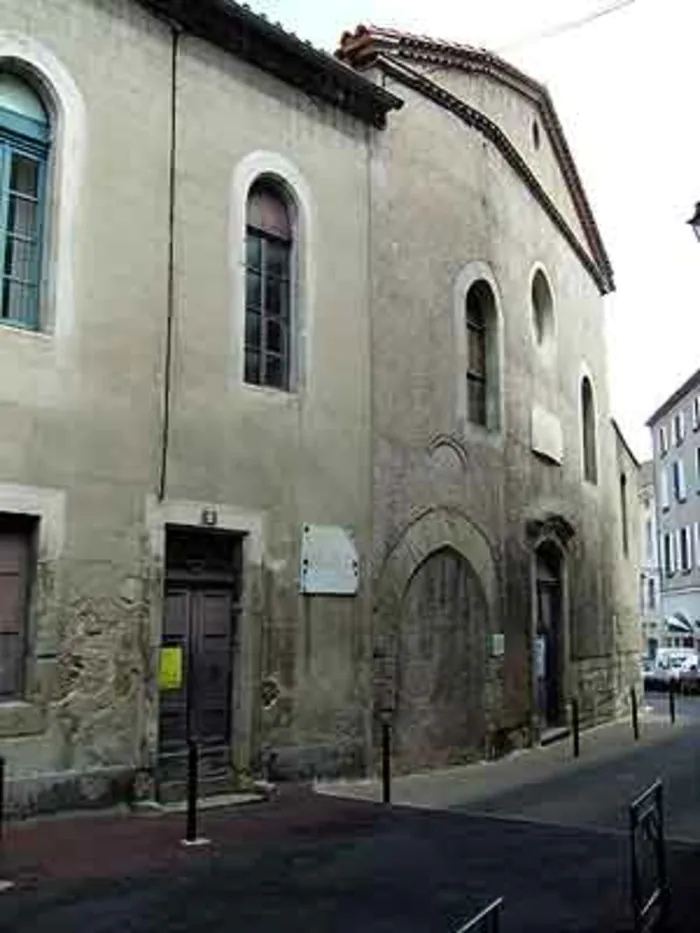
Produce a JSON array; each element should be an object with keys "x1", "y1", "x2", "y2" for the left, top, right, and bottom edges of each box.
[
  {"x1": 244, "y1": 179, "x2": 293, "y2": 390},
  {"x1": 466, "y1": 280, "x2": 498, "y2": 429},
  {"x1": 581, "y1": 376, "x2": 598, "y2": 484},
  {"x1": 619, "y1": 472, "x2": 628, "y2": 556},
  {"x1": 0, "y1": 73, "x2": 50, "y2": 330}
]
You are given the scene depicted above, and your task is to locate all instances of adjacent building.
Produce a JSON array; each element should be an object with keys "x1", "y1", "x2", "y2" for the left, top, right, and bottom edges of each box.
[
  {"x1": 647, "y1": 368, "x2": 700, "y2": 651},
  {"x1": 638, "y1": 461, "x2": 663, "y2": 656},
  {"x1": 0, "y1": 1, "x2": 639, "y2": 813}
]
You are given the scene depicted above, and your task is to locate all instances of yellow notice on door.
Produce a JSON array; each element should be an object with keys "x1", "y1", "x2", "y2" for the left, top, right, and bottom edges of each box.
[{"x1": 158, "y1": 646, "x2": 183, "y2": 691}]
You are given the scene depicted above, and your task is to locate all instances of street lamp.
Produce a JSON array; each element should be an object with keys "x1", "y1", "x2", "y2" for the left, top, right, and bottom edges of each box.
[{"x1": 687, "y1": 202, "x2": 700, "y2": 242}]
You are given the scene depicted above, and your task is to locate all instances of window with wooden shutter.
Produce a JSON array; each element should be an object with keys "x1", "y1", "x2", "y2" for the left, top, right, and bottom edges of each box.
[
  {"x1": 672, "y1": 460, "x2": 687, "y2": 502},
  {"x1": 0, "y1": 515, "x2": 35, "y2": 699},
  {"x1": 661, "y1": 468, "x2": 670, "y2": 511},
  {"x1": 673, "y1": 412, "x2": 685, "y2": 446},
  {"x1": 663, "y1": 532, "x2": 674, "y2": 577},
  {"x1": 680, "y1": 526, "x2": 692, "y2": 572}
]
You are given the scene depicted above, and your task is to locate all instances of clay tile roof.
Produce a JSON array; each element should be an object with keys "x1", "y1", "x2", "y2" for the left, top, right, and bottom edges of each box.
[{"x1": 337, "y1": 25, "x2": 614, "y2": 293}]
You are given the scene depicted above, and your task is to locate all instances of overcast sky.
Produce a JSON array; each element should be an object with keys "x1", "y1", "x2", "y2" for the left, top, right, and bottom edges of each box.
[{"x1": 251, "y1": 0, "x2": 700, "y2": 461}]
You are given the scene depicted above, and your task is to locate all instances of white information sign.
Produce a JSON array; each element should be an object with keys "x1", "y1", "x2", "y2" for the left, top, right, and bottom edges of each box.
[{"x1": 300, "y1": 524, "x2": 359, "y2": 595}]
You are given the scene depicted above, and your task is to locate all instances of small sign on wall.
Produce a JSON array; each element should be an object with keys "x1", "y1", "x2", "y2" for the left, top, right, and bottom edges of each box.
[
  {"x1": 158, "y1": 646, "x2": 183, "y2": 691},
  {"x1": 491, "y1": 633, "x2": 505, "y2": 657},
  {"x1": 300, "y1": 524, "x2": 359, "y2": 595}
]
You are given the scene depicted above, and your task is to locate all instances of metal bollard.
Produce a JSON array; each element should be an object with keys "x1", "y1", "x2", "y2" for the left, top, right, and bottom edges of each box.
[
  {"x1": 381, "y1": 718, "x2": 391, "y2": 805},
  {"x1": 669, "y1": 680, "x2": 676, "y2": 725},
  {"x1": 0, "y1": 756, "x2": 4, "y2": 843},
  {"x1": 631, "y1": 686, "x2": 639, "y2": 741},
  {"x1": 180, "y1": 739, "x2": 210, "y2": 848},
  {"x1": 571, "y1": 698, "x2": 580, "y2": 758},
  {"x1": 185, "y1": 739, "x2": 198, "y2": 842},
  {"x1": 0, "y1": 755, "x2": 13, "y2": 893}
]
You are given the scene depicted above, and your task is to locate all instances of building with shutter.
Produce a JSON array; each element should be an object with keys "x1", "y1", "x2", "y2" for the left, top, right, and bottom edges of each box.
[
  {"x1": 638, "y1": 461, "x2": 664, "y2": 657},
  {"x1": 647, "y1": 369, "x2": 700, "y2": 650},
  {"x1": 0, "y1": 1, "x2": 639, "y2": 813}
]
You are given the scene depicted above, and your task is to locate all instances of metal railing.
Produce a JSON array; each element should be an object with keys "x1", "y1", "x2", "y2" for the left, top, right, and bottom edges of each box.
[
  {"x1": 454, "y1": 898, "x2": 503, "y2": 933},
  {"x1": 629, "y1": 780, "x2": 669, "y2": 932}
]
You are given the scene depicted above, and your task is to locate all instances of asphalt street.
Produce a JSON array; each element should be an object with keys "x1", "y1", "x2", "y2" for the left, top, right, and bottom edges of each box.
[
  {"x1": 456, "y1": 699, "x2": 700, "y2": 841},
  {"x1": 3, "y1": 701, "x2": 700, "y2": 933}
]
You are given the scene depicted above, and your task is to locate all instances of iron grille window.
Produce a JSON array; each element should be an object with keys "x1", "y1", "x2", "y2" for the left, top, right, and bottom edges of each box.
[
  {"x1": 244, "y1": 182, "x2": 292, "y2": 390},
  {"x1": 0, "y1": 75, "x2": 49, "y2": 331}
]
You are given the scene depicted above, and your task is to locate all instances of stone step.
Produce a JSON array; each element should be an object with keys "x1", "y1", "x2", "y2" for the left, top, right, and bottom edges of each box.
[{"x1": 157, "y1": 772, "x2": 233, "y2": 805}]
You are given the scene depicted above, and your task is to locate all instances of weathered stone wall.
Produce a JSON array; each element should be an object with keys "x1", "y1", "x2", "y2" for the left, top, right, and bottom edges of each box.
[
  {"x1": 0, "y1": 0, "x2": 170, "y2": 802},
  {"x1": 366, "y1": 59, "x2": 633, "y2": 754}
]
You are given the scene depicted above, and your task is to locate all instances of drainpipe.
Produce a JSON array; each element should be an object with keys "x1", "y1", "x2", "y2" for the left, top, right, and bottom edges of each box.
[{"x1": 158, "y1": 24, "x2": 180, "y2": 502}]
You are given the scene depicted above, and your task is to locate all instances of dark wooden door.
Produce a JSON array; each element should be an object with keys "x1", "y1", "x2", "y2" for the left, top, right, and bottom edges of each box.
[
  {"x1": 158, "y1": 529, "x2": 240, "y2": 779},
  {"x1": 396, "y1": 548, "x2": 487, "y2": 772},
  {"x1": 536, "y1": 580, "x2": 561, "y2": 728}
]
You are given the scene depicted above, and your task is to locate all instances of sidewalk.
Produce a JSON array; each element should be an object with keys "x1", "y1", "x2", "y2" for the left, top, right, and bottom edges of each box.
[{"x1": 316, "y1": 707, "x2": 686, "y2": 812}]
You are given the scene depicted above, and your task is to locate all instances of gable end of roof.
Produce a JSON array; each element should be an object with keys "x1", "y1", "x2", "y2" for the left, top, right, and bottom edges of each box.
[{"x1": 337, "y1": 25, "x2": 614, "y2": 292}]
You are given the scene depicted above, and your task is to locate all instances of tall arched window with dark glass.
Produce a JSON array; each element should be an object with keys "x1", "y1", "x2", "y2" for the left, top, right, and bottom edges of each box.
[
  {"x1": 581, "y1": 376, "x2": 598, "y2": 484},
  {"x1": 0, "y1": 74, "x2": 49, "y2": 330},
  {"x1": 466, "y1": 280, "x2": 499, "y2": 429},
  {"x1": 244, "y1": 181, "x2": 293, "y2": 390}
]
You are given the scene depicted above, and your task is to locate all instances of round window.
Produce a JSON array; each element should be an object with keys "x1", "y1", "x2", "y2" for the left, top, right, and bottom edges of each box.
[{"x1": 531, "y1": 269, "x2": 554, "y2": 349}]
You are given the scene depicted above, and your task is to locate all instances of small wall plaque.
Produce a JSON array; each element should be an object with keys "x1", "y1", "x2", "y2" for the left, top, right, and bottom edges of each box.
[
  {"x1": 492, "y1": 633, "x2": 505, "y2": 657},
  {"x1": 300, "y1": 524, "x2": 359, "y2": 595}
]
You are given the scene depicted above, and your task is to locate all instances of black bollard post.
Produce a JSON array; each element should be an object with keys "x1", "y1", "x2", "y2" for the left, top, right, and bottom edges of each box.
[
  {"x1": 381, "y1": 718, "x2": 391, "y2": 805},
  {"x1": 186, "y1": 739, "x2": 198, "y2": 843},
  {"x1": 0, "y1": 754, "x2": 13, "y2": 893},
  {"x1": 669, "y1": 680, "x2": 676, "y2": 725},
  {"x1": 571, "y1": 698, "x2": 580, "y2": 758},
  {"x1": 631, "y1": 686, "x2": 639, "y2": 741},
  {"x1": 0, "y1": 756, "x2": 4, "y2": 843}
]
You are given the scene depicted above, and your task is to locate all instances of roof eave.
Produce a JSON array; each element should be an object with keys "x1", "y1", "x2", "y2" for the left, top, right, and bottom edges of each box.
[
  {"x1": 646, "y1": 367, "x2": 700, "y2": 427},
  {"x1": 137, "y1": 0, "x2": 403, "y2": 128},
  {"x1": 338, "y1": 27, "x2": 614, "y2": 289}
]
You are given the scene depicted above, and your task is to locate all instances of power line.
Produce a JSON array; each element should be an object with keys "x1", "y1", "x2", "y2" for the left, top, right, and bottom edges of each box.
[{"x1": 497, "y1": 0, "x2": 637, "y2": 52}]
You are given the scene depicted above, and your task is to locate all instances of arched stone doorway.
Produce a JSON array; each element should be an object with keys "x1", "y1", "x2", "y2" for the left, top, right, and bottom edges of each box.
[
  {"x1": 534, "y1": 541, "x2": 565, "y2": 729},
  {"x1": 395, "y1": 547, "x2": 488, "y2": 771}
]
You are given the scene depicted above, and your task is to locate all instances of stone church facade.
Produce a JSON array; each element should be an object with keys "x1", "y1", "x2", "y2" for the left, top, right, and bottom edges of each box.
[{"x1": 0, "y1": 1, "x2": 637, "y2": 812}]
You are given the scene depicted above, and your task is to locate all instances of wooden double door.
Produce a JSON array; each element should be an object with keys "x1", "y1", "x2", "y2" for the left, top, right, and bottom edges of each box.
[{"x1": 158, "y1": 528, "x2": 241, "y2": 779}]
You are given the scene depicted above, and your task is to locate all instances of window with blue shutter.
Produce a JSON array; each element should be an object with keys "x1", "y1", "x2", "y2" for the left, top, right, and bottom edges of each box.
[{"x1": 0, "y1": 74, "x2": 49, "y2": 331}]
